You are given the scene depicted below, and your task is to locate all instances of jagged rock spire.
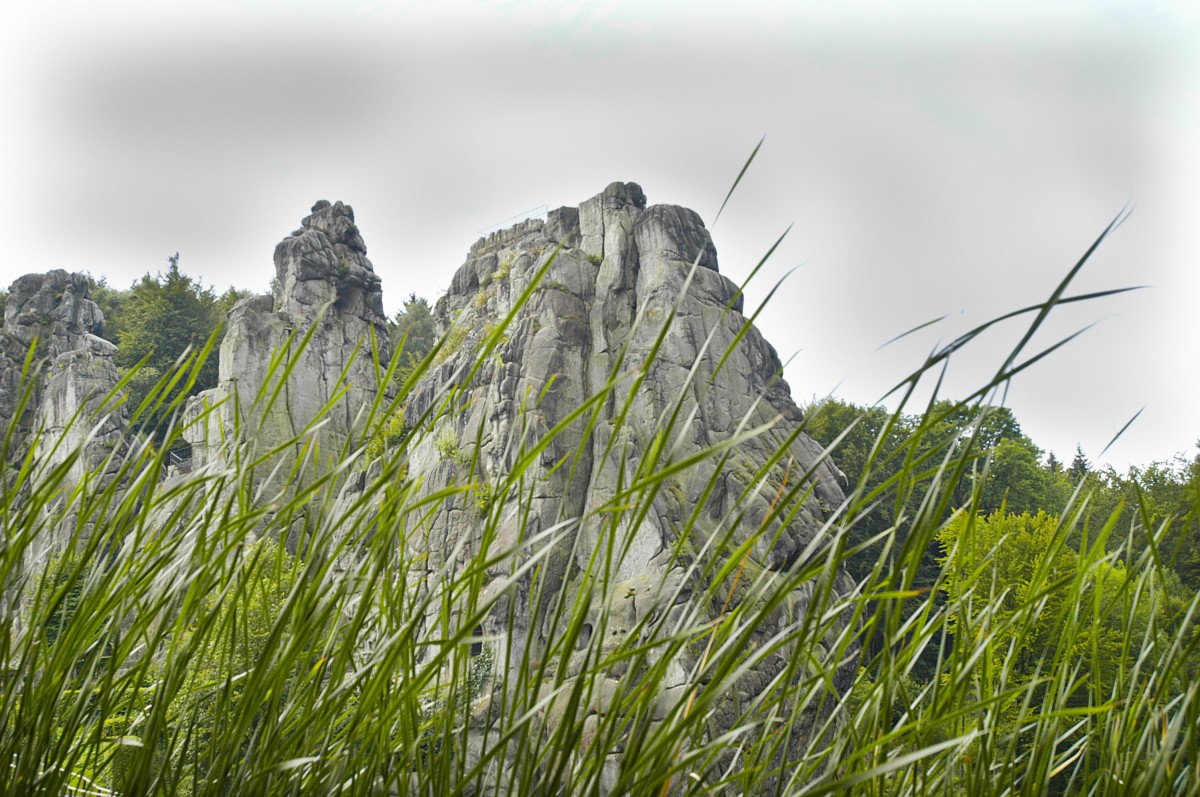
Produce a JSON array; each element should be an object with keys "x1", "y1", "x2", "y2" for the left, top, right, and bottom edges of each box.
[
  {"x1": 184, "y1": 200, "x2": 390, "y2": 479},
  {"x1": 402, "y1": 181, "x2": 854, "y2": 779},
  {"x1": 274, "y1": 200, "x2": 387, "y2": 329},
  {"x1": 0, "y1": 270, "x2": 124, "y2": 529}
]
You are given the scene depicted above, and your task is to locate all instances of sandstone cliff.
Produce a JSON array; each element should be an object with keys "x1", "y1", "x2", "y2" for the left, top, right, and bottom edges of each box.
[
  {"x1": 1, "y1": 187, "x2": 856, "y2": 790},
  {"x1": 398, "y1": 182, "x2": 855, "y2": 781},
  {"x1": 0, "y1": 270, "x2": 125, "y2": 492},
  {"x1": 0, "y1": 271, "x2": 125, "y2": 571},
  {"x1": 183, "y1": 200, "x2": 391, "y2": 478}
]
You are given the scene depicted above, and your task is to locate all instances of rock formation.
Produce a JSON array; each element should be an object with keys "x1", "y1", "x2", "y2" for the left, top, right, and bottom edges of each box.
[
  {"x1": 400, "y1": 182, "x2": 855, "y2": 781},
  {"x1": 1, "y1": 187, "x2": 856, "y2": 788},
  {"x1": 0, "y1": 270, "x2": 125, "y2": 571},
  {"x1": 183, "y1": 200, "x2": 391, "y2": 478},
  {"x1": 0, "y1": 270, "x2": 125, "y2": 490}
]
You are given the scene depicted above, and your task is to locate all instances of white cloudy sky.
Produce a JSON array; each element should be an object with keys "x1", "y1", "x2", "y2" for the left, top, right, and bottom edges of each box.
[{"x1": 1, "y1": 0, "x2": 1197, "y2": 470}]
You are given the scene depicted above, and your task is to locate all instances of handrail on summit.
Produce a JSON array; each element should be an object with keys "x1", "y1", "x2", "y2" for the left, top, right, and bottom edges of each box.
[{"x1": 478, "y1": 205, "x2": 548, "y2": 238}]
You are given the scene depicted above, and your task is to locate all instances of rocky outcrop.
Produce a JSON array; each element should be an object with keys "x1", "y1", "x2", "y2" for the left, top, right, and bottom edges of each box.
[
  {"x1": 183, "y1": 200, "x2": 391, "y2": 480},
  {"x1": 3, "y1": 270, "x2": 107, "y2": 356},
  {"x1": 0, "y1": 270, "x2": 125, "y2": 490},
  {"x1": 400, "y1": 182, "x2": 855, "y2": 779},
  {"x1": 1, "y1": 188, "x2": 855, "y2": 787}
]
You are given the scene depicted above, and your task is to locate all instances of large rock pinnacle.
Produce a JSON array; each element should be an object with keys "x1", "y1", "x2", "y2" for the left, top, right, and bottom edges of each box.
[
  {"x1": 401, "y1": 182, "x2": 855, "y2": 778},
  {"x1": 3, "y1": 270, "x2": 108, "y2": 356},
  {"x1": 0, "y1": 186, "x2": 856, "y2": 790},
  {"x1": 183, "y1": 200, "x2": 390, "y2": 480},
  {"x1": 0, "y1": 270, "x2": 125, "y2": 542},
  {"x1": 274, "y1": 199, "x2": 386, "y2": 328}
]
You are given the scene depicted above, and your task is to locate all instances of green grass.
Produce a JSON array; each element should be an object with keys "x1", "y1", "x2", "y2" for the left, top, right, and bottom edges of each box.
[{"x1": 0, "y1": 199, "x2": 1196, "y2": 796}]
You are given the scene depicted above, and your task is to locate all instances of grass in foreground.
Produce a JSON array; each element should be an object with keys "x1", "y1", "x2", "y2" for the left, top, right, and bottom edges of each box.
[{"x1": 0, "y1": 213, "x2": 1196, "y2": 797}]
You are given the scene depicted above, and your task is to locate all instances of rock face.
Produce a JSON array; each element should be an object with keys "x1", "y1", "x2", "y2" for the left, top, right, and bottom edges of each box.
[
  {"x1": 183, "y1": 200, "x2": 390, "y2": 479},
  {"x1": 0, "y1": 270, "x2": 125, "y2": 491},
  {"x1": 0, "y1": 189, "x2": 855, "y2": 786},
  {"x1": 401, "y1": 182, "x2": 855, "y2": 777}
]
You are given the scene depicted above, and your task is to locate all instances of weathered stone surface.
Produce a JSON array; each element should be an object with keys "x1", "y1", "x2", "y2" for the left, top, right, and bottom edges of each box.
[
  {"x1": 0, "y1": 271, "x2": 125, "y2": 568},
  {"x1": 275, "y1": 200, "x2": 384, "y2": 326},
  {"x1": 401, "y1": 182, "x2": 855, "y2": 772},
  {"x1": 0, "y1": 271, "x2": 124, "y2": 483},
  {"x1": 1, "y1": 188, "x2": 854, "y2": 787},
  {"x1": 184, "y1": 200, "x2": 390, "y2": 481},
  {"x1": 3, "y1": 270, "x2": 106, "y2": 356},
  {"x1": 36, "y1": 347, "x2": 125, "y2": 485}
]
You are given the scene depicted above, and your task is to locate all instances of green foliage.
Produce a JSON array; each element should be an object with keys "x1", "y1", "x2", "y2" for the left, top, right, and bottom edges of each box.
[
  {"x1": 1070, "y1": 444, "x2": 1091, "y2": 482},
  {"x1": 537, "y1": 278, "x2": 569, "y2": 293},
  {"x1": 424, "y1": 315, "x2": 470, "y2": 373},
  {"x1": 112, "y1": 255, "x2": 232, "y2": 442},
  {"x1": 34, "y1": 551, "x2": 91, "y2": 648},
  {"x1": 364, "y1": 404, "x2": 406, "y2": 460},
  {"x1": 218, "y1": 286, "x2": 254, "y2": 316},
  {"x1": 472, "y1": 479, "x2": 494, "y2": 516},
  {"x1": 806, "y1": 398, "x2": 1056, "y2": 584},
  {"x1": 88, "y1": 276, "x2": 129, "y2": 345},
  {"x1": 937, "y1": 510, "x2": 1082, "y2": 681},
  {"x1": 436, "y1": 426, "x2": 471, "y2": 469},
  {"x1": 389, "y1": 293, "x2": 436, "y2": 384},
  {"x1": 493, "y1": 256, "x2": 513, "y2": 282},
  {"x1": 1086, "y1": 447, "x2": 1200, "y2": 590},
  {"x1": 171, "y1": 538, "x2": 301, "y2": 789},
  {"x1": 982, "y1": 436, "x2": 1050, "y2": 514},
  {"x1": 931, "y1": 506, "x2": 1195, "y2": 791},
  {"x1": 2, "y1": 188, "x2": 1197, "y2": 796},
  {"x1": 803, "y1": 397, "x2": 908, "y2": 581}
]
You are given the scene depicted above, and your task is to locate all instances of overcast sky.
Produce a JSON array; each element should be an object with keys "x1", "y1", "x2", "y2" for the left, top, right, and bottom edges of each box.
[{"x1": 1, "y1": 0, "x2": 1196, "y2": 470}]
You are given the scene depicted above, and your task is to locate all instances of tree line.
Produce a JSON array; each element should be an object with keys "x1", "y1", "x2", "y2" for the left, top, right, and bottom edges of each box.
[
  {"x1": 803, "y1": 396, "x2": 1199, "y2": 590},
  {"x1": 29, "y1": 258, "x2": 439, "y2": 446},
  {"x1": 16, "y1": 256, "x2": 1191, "y2": 588},
  {"x1": 37, "y1": 257, "x2": 1195, "y2": 597},
  {"x1": 804, "y1": 394, "x2": 1199, "y2": 705},
  {"x1": 7, "y1": 257, "x2": 1196, "y2": 793}
]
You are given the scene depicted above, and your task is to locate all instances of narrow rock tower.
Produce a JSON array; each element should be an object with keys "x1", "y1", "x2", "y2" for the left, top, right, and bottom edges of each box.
[
  {"x1": 183, "y1": 200, "x2": 390, "y2": 478},
  {"x1": 0, "y1": 270, "x2": 125, "y2": 490}
]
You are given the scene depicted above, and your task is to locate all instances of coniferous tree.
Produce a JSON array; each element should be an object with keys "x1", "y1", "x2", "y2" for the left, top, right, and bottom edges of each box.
[
  {"x1": 1069, "y1": 444, "x2": 1090, "y2": 482},
  {"x1": 115, "y1": 254, "x2": 224, "y2": 443},
  {"x1": 388, "y1": 293, "x2": 436, "y2": 384}
]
